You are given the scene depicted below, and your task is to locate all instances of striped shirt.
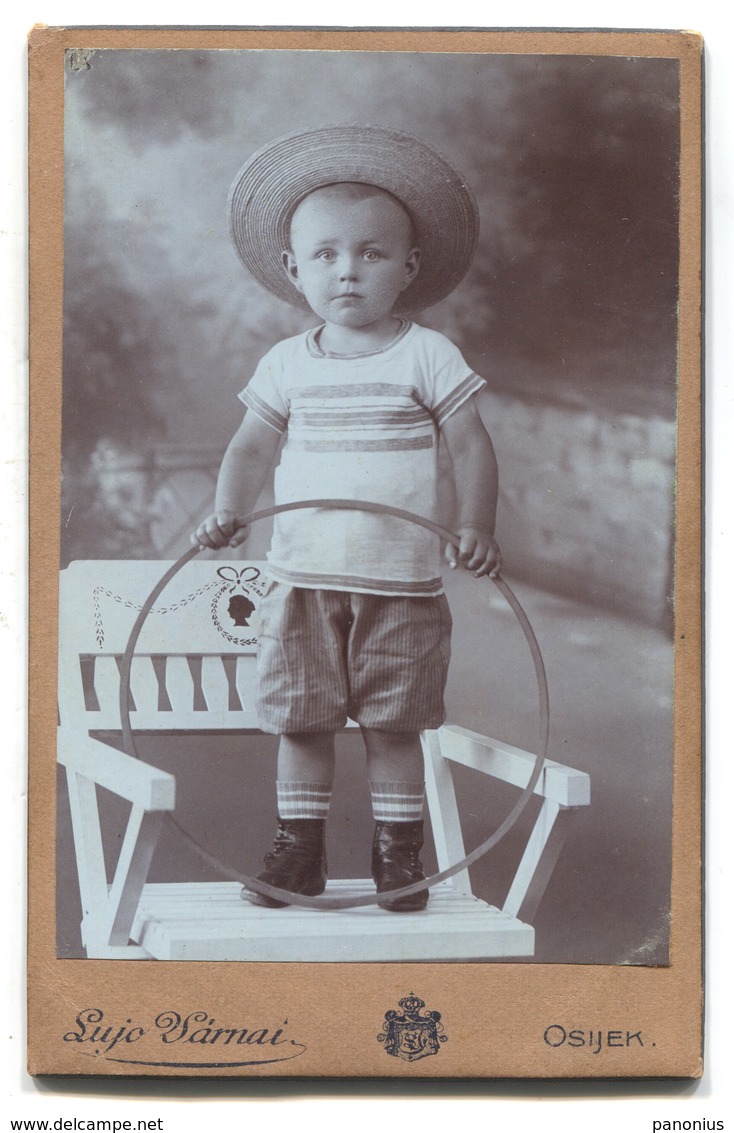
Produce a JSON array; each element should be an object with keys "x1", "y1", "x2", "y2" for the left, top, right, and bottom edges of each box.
[{"x1": 239, "y1": 321, "x2": 486, "y2": 596}]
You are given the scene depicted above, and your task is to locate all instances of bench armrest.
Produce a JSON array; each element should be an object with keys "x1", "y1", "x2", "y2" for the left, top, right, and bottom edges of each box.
[
  {"x1": 438, "y1": 724, "x2": 591, "y2": 807},
  {"x1": 57, "y1": 729, "x2": 176, "y2": 811}
]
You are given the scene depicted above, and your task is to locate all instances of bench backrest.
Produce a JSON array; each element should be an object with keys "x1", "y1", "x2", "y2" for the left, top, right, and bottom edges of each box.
[{"x1": 58, "y1": 558, "x2": 268, "y2": 732}]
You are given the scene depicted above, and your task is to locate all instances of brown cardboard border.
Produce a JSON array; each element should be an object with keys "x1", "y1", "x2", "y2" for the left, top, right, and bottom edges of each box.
[{"x1": 28, "y1": 26, "x2": 703, "y2": 1079}]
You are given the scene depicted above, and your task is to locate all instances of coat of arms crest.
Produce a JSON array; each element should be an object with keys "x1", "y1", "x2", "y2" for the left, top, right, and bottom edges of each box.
[{"x1": 377, "y1": 994, "x2": 448, "y2": 1062}]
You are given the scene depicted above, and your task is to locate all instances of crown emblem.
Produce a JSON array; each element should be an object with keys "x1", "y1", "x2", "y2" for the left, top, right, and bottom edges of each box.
[
  {"x1": 398, "y1": 995, "x2": 425, "y2": 1016},
  {"x1": 378, "y1": 993, "x2": 447, "y2": 1062}
]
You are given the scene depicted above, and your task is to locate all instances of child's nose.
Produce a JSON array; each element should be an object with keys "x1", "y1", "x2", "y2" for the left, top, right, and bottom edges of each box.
[{"x1": 338, "y1": 256, "x2": 359, "y2": 280}]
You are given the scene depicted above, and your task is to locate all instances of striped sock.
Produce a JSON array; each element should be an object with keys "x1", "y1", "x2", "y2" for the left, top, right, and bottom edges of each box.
[
  {"x1": 276, "y1": 781, "x2": 332, "y2": 820},
  {"x1": 369, "y1": 780, "x2": 425, "y2": 823}
]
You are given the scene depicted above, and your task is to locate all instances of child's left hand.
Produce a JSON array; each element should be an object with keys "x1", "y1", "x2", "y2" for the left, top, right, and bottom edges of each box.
[{"x1": 445, "y1": 526, "x2": 502, "y2": 578}]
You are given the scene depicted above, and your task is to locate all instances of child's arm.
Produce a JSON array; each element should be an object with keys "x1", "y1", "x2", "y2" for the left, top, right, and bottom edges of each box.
[
  {"x1": 440, "y1": 397, "x2": 502, "y2": 578},
  {"x1": 192, "y1": 412, "x2": 281, "y2": 549}
]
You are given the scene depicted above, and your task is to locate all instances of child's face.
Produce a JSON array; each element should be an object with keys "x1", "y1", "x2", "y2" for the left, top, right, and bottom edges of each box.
[{"x1": 282, "y1": 185, "x2": 420, "y2": 331}]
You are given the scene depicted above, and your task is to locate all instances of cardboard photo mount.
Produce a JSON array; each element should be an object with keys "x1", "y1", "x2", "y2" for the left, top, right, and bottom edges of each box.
[{"x1": 28, "y1": 26, "x2": 703, "y2": 1078}]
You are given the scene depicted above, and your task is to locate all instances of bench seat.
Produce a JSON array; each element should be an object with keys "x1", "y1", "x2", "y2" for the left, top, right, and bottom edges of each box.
[{"x1": 130, "y1": 880, "x2": 534, "y2": 962}]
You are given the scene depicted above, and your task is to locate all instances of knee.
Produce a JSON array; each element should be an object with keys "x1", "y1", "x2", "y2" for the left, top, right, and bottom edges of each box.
[{"x1": 360, "y1": 727, "x2": 420, "y2": 755}]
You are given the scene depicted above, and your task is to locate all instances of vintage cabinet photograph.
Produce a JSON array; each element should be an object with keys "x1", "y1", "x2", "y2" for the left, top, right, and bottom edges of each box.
[{"x1": 28, "y1": 26, "x2": 702, "y2": 1078}]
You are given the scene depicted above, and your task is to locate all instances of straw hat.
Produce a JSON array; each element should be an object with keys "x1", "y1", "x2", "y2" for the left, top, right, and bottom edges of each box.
[{"x1": 228, "y1": 124, "x2": 479, "y2": 314}]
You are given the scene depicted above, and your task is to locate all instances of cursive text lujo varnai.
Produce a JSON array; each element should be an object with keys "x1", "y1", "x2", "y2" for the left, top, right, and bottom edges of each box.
[{"x1": 63, "y1": 1007, "x2": 302, "y2": 1058}]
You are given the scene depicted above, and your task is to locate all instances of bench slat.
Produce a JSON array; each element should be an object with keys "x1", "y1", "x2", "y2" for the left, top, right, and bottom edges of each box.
[
  {"x1": 201, "y1": 655, "x2": 231, "y2": 714},
  {"x1": 93, "y1": 655, "x2": 129, "y2": 718},
  {"x1": 165, "y1": 655, "x2": 197, "y2": 715},
  {"x1": 128, "y1": 655, "x2": 160, "y2": 715},
  {"x1": 235, "y1": 655, "x2": 259, "y2": 717}
]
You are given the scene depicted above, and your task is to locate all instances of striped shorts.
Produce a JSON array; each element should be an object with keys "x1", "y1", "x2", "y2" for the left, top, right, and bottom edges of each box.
[{"x1": 256, "y1": 582, "x2": 452, "y2": 734}]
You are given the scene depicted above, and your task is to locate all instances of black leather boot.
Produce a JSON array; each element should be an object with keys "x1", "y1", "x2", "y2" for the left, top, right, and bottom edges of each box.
[
  {"x1": 372, "y1": 820, "x2": 429, "y2": 912},
  {"x1": 241, "y1": 818, "x2": 327, "y2": 908}
]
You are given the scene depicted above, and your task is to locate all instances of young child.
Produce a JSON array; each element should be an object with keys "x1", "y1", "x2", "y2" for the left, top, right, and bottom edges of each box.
[{"x1": 193, "y1": 125, "x2": 501, "y2": 913}]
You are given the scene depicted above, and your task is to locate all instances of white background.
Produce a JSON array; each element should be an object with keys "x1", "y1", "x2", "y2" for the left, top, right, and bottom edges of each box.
[{"x1": 3, "y1": 2, "x2": 731, "y2": 1129}]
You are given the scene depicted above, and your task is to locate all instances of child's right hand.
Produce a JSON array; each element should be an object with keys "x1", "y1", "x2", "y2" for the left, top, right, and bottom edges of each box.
[{"x1": 191, "y1": 510, "x2": 249, "y2": 550}]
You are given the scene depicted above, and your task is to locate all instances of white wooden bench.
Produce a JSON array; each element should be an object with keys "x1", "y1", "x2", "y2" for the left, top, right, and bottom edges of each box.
[{"x1": 57, "y1": 559, "x2": 590, "y2": 961}]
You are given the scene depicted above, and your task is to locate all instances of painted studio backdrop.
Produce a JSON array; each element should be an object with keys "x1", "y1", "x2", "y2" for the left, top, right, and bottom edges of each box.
[{"x1": 57, "y1": 49, "x2": 679, "y2": 963}]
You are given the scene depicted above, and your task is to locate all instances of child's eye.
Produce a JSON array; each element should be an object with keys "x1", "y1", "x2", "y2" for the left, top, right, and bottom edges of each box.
[
  {"x1": 362, "y1": 250, "x2": 381, "y2": 262},
  {"x1": 316, "y1": 250, "x2": 335, "y2": 261}
]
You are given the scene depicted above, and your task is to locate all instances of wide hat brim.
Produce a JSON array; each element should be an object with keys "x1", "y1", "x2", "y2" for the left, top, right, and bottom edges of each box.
[{"x1": 228, "y1": 124, "x2": 479, "y2": 314}]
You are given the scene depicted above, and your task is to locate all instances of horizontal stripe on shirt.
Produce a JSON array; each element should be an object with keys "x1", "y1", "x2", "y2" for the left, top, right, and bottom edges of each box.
[
  {"x1": 288, "y1": 382, "x2": 421, "y2": 402},
  {"x1": 292, "y1": 407, "x2": 434, "y2": 428},
  {"x1": 287, "y1": 434, "x2": 434, "y2": 453}
]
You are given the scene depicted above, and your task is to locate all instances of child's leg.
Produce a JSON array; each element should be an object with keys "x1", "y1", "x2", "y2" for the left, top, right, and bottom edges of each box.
[
  {"x1": 278, "y1": 731, "x2": 336, "y2": 784},
  {"x1": 362, "y1": 727, "x2": 428, "y2": 912},
  {"x1": 275, "y1": 730, "x2": 336, "y2": 820},
  {"x1": 241, "y1": 731, "x2": 336, "y2": 908},
  {"x1": 361, "y1": 728, "x2": 423, "y2": 782}
]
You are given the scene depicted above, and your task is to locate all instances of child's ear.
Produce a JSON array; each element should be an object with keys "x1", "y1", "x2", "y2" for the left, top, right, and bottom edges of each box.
[
  {"x1": 402, "y1": 247, "x2": 420, "y2": 290},
  {"x1": 282, "y1": 249, "x2": 304, "y2": 294}
]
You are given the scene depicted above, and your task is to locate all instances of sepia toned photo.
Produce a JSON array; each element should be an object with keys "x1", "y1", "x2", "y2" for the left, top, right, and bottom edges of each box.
[{"x1": 29, "y1": 26, "x2": 702, "y2": 1077}]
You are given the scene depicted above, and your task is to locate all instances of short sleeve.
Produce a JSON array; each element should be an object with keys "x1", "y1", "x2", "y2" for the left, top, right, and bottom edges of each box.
[
  {"x1": 418, "y1": 329, "x2": 487, "y2": 427},
  {"x1": 238, "y1": 346, "x2": 290, "y2": 434}
]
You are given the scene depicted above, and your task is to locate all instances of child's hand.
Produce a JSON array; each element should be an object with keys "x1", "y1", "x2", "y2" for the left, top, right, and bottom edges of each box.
[
  {"x1": 191, "y1": 510, "x2": 249, "y2": 550},
  {"x1": 445, "y1": 526, "x2": 502, "y2": 578}
]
